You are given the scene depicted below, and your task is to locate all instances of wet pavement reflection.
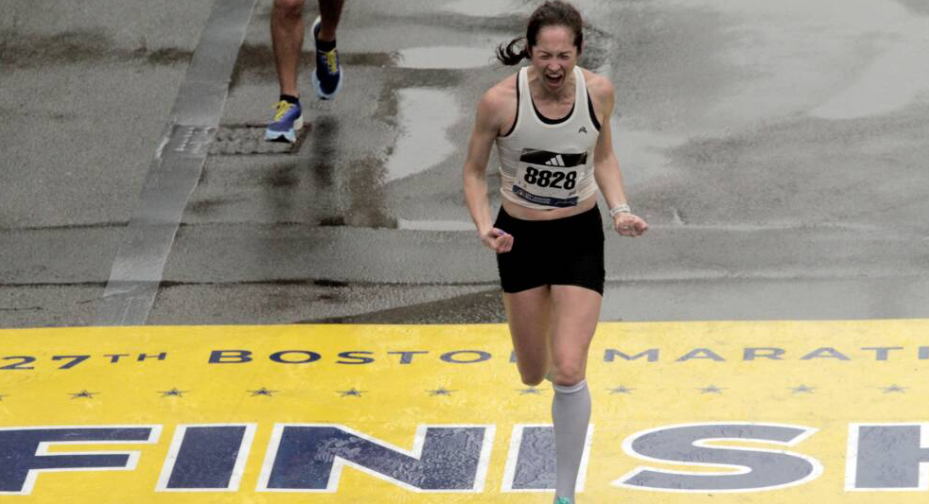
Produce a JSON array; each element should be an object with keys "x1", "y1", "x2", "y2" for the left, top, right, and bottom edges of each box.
[{"x1": 384, "y1": 88, "x2": 460, "y2": 182}]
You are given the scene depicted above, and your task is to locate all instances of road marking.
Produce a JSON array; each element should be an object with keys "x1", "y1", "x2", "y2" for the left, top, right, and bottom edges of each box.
[
  {"x1": 94, "y1": 0, "x2": 258, "y2": 325},
  {"x1": 2, "y1": 320, "x2": 929, "y2": 501}
]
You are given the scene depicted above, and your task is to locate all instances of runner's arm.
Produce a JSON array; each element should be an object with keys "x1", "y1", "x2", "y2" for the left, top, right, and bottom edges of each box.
[
  {"x1": 591, "y1": 78, "x2": 648, "y2": 237},
  {"x1": 591, "y1": 79, "x2": 629, "y2": 210},
  {"x1": 463, "y1": 92, "x2": 503, "y2": 237}
]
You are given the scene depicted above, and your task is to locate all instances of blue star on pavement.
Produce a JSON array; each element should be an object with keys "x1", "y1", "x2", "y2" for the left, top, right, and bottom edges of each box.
[
  {"x1": 519, "y1": 387, "x2": 542, "y2": 395},
  {"x1": 339, "y1": 388, "x2": 366, "y2": 397},
  {"x1": 160, "y1": 388, "x2": 187, "y2": 397},
  {"x1": 249, "y1": 387, "x2": 277, "y2": 397},
  {"x1": 609, "y1": 385, "x2": 634, "y2": 395},
  {"x1": 699, "y1": 385, "x2": 724, "y2": 394},
  {"x1": 882, "y1": 384, "x2": 907, "y2": 394},
  {"x1": 791, "y1": 385, "x2": 815, "y2": 394},
  {"x1": 71, "y1": 390, "x2": 98, "y2": 399},
  {"x1": 428, "y1": 388, "x2": 455, "y2": 396}
]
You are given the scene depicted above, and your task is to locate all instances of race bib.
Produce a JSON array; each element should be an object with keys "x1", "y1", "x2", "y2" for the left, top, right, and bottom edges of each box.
[{"x1": 512, "y1": 149, "x2": 589, "y2": 207}]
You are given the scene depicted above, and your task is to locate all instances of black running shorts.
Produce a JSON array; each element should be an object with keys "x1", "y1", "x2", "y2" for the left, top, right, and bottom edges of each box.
[{"x1": 494, "y1": 205, "x2": 606, "y2": 295}]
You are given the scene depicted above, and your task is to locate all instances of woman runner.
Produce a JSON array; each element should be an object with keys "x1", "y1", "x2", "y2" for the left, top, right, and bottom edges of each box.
[{"x1": 461, "y1": 2, "x2": 648, "y2": 503}]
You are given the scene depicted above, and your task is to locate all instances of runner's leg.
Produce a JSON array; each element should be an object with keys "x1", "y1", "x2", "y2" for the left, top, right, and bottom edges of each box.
[
  {"x1": 549, "y1": 284, "x2": 601, "y2": 503},
  {"x1": 271, "y1": 0, "x2": 306, "y2": 97},
  {"x1": 504, "y1": 285, "x2": 552, "y2": 386},
  {"x1": 316, "y1": 0, "x2": 344, "y2": 41}
]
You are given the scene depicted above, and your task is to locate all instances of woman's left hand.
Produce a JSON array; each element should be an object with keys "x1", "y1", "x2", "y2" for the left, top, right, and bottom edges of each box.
[{"x1": 613, "y1": 213, "x2": 649, "y2": 237}]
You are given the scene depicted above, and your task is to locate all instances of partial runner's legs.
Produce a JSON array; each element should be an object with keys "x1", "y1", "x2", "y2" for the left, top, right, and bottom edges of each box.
[
  {"x1": 315, "y1": 0, "x2": 343, "y2": 42},
  {"x1": 271, "y1": 0, "x2": 306, "y2": 98},
  {"x1": 267, "y1": 0, "x2": 344, "y2": 142},
  {"x1": 266, "y1": 0, "x2": 307, "y2": 142},
  {"x1": 311, "y1": 0, "x2": 344, "y2": 99},
  {"x1": 506, "y1": 284, "x2": 601, "y2": 503}
]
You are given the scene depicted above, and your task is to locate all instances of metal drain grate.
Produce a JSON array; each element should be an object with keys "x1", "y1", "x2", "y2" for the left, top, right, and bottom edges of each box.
[{"x1": 208, "y1": 122, "x2": 310, "y2": 155}]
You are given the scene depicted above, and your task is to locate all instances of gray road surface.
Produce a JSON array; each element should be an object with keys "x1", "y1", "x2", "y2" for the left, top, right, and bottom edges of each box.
[{"x1": 2, "y1": 0, "x2": 928, "y2": 327}]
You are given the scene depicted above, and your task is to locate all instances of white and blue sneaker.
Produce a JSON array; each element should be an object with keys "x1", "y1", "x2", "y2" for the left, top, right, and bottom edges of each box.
[
  {"x1": 264, "y1": 99, "x2": 303, "y2": 143},
  {"x1": 311, "y1": 16, "x2": 343, "y2": 100}
]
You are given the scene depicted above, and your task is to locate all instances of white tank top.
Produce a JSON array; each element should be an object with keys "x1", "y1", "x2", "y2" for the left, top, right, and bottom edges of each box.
[{"x1": 496, "y1": 66, "x2": 601, "y2": 209}]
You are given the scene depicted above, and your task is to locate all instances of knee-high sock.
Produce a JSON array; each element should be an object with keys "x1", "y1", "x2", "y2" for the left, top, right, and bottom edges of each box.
[{"x1": 552, "y1": 379, "x2": 591, "y2": 503}]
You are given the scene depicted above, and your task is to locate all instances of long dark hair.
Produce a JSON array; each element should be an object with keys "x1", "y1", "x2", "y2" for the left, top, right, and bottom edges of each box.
[{"x1": 496, "y1": 1, "x2": 584, "y2": 66}]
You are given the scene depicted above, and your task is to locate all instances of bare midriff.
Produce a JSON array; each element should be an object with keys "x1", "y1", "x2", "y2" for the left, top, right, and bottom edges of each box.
[{"x1": 501, "y1": 194, "x2": 597, "y2": 221}]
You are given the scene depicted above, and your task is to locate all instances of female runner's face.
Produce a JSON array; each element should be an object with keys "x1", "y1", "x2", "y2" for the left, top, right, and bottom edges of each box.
[{"x1": 530, "y1": 25, "x2": 579, "y2": 94}]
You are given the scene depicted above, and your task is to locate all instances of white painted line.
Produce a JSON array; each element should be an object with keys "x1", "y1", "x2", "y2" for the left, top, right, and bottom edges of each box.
[{"x1": 94, "y1": 0, "x2": 258, "y2": 325}]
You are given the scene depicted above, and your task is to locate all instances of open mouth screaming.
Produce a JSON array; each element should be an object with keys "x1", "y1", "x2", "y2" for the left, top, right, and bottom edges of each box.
[{"x1": 544, "y1": 72, "x2": 564, "y2": 88}]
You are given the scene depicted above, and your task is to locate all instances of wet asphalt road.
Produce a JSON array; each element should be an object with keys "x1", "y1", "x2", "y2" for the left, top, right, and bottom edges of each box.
[{"x1": 2, "y1": 0, "x2": 929, "y2": 327}]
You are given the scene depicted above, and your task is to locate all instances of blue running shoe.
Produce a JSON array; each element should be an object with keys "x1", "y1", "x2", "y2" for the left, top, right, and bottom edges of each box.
[
  {"x1": 311, "y1": 15, "x2": 343, "y2": 100},
  {"x1": 264, "y1": 100, "x2": 303, "y2": 143},
  {"x1": 554, "y1": 498, "x2": 572, "y2": 504}
]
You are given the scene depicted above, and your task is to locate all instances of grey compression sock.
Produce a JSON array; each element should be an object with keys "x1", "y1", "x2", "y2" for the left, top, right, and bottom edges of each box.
[{"x1": 552, "y1": 379, "x2": 591, "y2": 503}]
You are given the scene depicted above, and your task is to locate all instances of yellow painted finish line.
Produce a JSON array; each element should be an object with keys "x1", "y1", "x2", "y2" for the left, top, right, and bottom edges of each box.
[{"x1": 1, "y1": 320, "x2": 929, "y2": 502}]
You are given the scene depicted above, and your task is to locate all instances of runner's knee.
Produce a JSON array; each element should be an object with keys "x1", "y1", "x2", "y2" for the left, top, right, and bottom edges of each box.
[
  {"x1": 520, "y1": 370, "x2": 546, "y2": 387},
  {"x1": 551, "y1": 361, "x2": 585, "y2": 387}
]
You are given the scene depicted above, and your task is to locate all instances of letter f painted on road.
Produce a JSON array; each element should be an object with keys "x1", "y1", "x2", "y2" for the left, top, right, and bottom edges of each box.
[{"x1": 0, "y1": 426, "x2": 160, "y2": 495}]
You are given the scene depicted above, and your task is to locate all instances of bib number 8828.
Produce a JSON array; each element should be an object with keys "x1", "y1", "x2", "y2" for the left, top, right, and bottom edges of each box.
[{"x1": 524, "y1": 167, "x2": 577, "y2": 190}]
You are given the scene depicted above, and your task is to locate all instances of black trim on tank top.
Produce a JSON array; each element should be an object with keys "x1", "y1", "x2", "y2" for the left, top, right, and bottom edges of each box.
[
  {"x1": 587, "y1": 90, "x2": 601, "y2": 131},
  {"x1": 531, "y1": 97, "x2": 575, "y2": 124},
  {"x1": 501, "y1": 71, "x2": 520, "y2": 138}
]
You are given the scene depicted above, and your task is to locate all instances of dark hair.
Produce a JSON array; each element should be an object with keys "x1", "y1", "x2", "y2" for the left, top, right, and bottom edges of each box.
[{"x1": 496, "y1": 1, "x2": 584, "y2": 66}]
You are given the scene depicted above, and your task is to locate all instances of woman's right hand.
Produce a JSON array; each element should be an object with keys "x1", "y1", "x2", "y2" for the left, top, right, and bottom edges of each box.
[{"x1": 481, "y1": 228, "x2": 514, "y2": 253}]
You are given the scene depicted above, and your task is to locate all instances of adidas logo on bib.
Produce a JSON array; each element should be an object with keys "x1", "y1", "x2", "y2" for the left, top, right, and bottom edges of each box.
[{"x1": 545, "y1": 155, "x2": 567, "y2": 167}]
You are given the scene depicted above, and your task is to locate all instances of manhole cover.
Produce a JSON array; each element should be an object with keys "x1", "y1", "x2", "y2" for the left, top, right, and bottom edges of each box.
[{"x1": 208, "y1": 122, "x2": 310, "y2": 155}]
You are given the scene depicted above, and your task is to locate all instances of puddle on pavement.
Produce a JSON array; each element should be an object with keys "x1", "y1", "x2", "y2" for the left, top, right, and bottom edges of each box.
[
  {"x1": 395, "y1": 46, "x2": 493, "y2": 69},
  {"x1": 384, "y1": 88, "x2": 460, "y2": 182}
]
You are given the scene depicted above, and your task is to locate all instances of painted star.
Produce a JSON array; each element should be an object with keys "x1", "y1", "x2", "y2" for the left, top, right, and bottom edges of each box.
[
  {"x1": 71, "y1": 390, "x2": 98, "y2": 399},
  {"x1": 339, "y1": 388, "x2": 366, "y2": 397},
  {"x1": 790, "y1": 385, "x2": 815, "y2": 394},
  {"x1": 518, "y1": 387, "x2": 542, "y2": 395},
  {"x1": 609, "y1": 385, "x2": 634, "y2": 395},
  {"x1": 249, "y1": 387, "x2": 277, "y2": 397},
  {"x1": 159, "y1": 388, "x2": 187, "y2": 397},
  {"x1": 699, "y1": 385, "x2": 724, "y2": 394},
  {"x1": 882, "y1": 384, "x2": 907, "y2": 394},
  {"x1": 428, "y1": 388, "x2": 455, "y2": 396}
]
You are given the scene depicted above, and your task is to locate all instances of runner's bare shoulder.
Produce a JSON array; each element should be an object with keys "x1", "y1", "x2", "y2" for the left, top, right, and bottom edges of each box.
[
  {"x1": 478, "y1": 73, "x2": 519, "y2": 136},
  {"x1": 581, "y1": 68, "x2": 615, "y2": 120}
]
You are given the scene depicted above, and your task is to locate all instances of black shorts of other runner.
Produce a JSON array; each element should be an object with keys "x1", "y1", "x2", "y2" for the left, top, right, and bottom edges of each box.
[{"x1": 494, "y1": 205, "x2": 606, "y2": 295}]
